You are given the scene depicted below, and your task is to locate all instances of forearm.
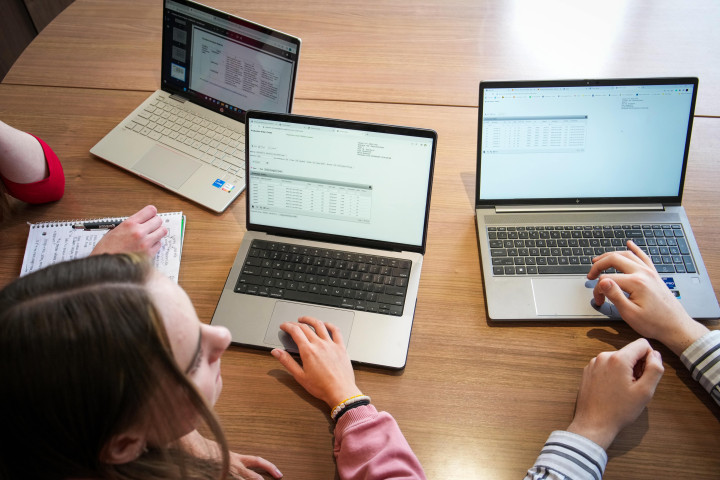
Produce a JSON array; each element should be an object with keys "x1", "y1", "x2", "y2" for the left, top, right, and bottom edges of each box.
[
  {"x1": 680, "y1": 329, "x2": 720, "y2": 406},
  {"x1": 525, "y1": 430, "x2": 607, "y2": 480},
  {"x1": 334, "y1": 404, "x2": 426, "y2": 480}
]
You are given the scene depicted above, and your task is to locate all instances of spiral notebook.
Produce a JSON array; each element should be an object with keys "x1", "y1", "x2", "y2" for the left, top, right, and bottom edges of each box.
[{"x1": 21, "y1": 212, "x2": 185, "y2": 282}]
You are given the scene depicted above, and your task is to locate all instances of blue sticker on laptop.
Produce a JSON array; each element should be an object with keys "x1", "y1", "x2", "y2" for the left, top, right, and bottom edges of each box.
[
  {"x1": 212, "y1": 179, "x2": 235, "y2": 193},
  {"x1": 662, "y1": 277, "x2": 681, "y2": 299}
]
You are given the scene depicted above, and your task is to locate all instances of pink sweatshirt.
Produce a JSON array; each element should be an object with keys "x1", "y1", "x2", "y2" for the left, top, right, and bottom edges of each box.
[{"x1": 334, "y1": 405, "x2": 427, "y2": 480}]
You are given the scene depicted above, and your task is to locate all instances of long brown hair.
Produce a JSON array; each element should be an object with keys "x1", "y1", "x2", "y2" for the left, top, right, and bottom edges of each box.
[{"x1": 0, "y1": 254, "x2": 231, "y2": 480}]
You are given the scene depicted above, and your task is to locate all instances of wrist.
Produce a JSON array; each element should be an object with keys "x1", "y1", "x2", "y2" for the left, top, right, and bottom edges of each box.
[
  {"x1": 663, "y1": 314, "x2": 709, "y2": 356},
  {"x1": 567, "y1": 419, "x2": 617, "y2": 451},
  {"x1": 325, "y1": 387, "x2": 363, "y2": 409}
]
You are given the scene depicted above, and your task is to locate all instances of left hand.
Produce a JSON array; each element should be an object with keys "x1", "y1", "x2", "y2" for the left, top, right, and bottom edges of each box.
[
  {"x1": 567, "y1": 338, "x2": 664, "y2": 450},
  {"x1": 179, "y1": 430, "x2": 282, "y2": 479}
]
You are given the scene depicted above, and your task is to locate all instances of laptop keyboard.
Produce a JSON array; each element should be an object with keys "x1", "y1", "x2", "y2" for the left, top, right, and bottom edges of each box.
[
  {"x1": 487, "y1": 223, "x2": 696, "y2": 276},
  {"x1": 124, "y1": 95, "x2": 245, "y2": 177},
  {"x1": 234, "y1": 240, "x2": 412, "y2": 316}
]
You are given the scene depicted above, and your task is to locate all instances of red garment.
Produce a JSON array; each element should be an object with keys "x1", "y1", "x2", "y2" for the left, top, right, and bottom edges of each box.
[{"x1": 1, "y1": 135, "x2": 65, "y2": 203}]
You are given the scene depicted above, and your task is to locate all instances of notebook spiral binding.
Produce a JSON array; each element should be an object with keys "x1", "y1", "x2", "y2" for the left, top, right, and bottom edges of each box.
[
  {"x1": 28, "y1": 213, "x2": 173, "y2": 229},
  {"x1": 28, "y1": 217, "x2": 124, "y2": 229}
]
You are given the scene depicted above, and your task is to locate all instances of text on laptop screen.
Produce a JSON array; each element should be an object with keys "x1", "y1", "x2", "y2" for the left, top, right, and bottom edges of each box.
[
  {"x1": 247, "y1": 119, "x2": 434, "y2": 247},
  {"x1": 163, "y1": 0, "x2": 298, "y2": 117},
  {"x1": 479, "y1": 83, "x2": 695, "y2": 201}
]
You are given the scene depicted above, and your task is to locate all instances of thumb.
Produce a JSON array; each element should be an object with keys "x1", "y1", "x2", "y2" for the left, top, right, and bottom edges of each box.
[
  {"x1": 638, "y1": 350, "x2": 664, "y2": 390},
  {"x1": 271, "y1": 348, "x2": 305, "y2": 380},
  {"x1": 599, "y1": 278, "x2": 634, "y2": 313}
]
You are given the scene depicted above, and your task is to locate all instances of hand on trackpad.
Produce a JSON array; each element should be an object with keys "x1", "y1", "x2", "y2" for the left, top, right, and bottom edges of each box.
[
  {"x1": 277, "y1": 327, "x2": 335, "y2": 353},
  {"x1": 265, "y1": 301, "x2": 354, "y2": 352}
]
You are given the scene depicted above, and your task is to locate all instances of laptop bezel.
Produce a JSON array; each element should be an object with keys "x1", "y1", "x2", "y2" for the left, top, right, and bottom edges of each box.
[
  {"x1": 475, "y1": 77, "x2": 699, "y2": 209},
  {"x1": 160, "y1": 0, "x2": 301, "y2": 122},
  {"x1": 244, "y1": 110, "x2": 437, "y2": 255}
]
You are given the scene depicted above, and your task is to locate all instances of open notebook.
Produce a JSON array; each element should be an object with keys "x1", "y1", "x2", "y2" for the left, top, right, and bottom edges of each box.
[{"x1": 21, "y1": 212, "x2": 185, "y2": 282}]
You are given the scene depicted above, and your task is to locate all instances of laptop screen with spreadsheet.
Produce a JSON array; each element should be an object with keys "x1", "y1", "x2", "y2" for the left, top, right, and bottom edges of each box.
[
  {"x1": 477, "y1": 78, "x2": 697, "y2": 205},
  {"x1": 246, "y1": 112, "x2": 436, "y2": 252}
]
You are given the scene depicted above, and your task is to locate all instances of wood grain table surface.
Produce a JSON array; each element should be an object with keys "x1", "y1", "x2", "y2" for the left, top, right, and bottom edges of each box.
[
  {"x1": 1, "y1": 82, "x2": 718, "y2": 478},
  {"x1": 4, "y1": 0, "x2": 720, "y2": 116}
]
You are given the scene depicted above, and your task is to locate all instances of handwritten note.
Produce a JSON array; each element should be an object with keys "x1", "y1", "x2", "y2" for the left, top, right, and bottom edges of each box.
[{"x1": 21, "y1": 212, "x2": 185, "y2": 282}]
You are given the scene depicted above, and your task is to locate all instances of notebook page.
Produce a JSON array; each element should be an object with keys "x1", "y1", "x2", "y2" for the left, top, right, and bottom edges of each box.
[{"x1": 20, "y1": 212, "x2": 185, "y2": 282}]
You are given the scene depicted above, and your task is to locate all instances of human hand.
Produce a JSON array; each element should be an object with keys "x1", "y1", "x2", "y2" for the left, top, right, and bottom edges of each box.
[
  {"x1": 90, "y1": 205, "x2": 168, "y2": 257},
  {"x1": 587, "y1": 241, "x2": 708, "y2": 355},
  {"x1": 271, "y1": 316, "x2": 362, "y2": 409},
  {"x1": 179, "y1": 430, "x2": 282, "y2": 479},
  {"x1": 567, "y1": 338, "x2": 664, "y2": 450}
]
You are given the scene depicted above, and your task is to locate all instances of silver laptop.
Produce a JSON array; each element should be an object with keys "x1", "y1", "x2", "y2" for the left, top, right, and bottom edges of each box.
[
  {"x1": 475, "y1": 77, "x2": 720, "y2": 321},
  {"x1": 91, "y1": 0, "x2": 301, "y2": 213},
  {"x1": 211, "y1": 111, "x2": 437, "y2": 369}
]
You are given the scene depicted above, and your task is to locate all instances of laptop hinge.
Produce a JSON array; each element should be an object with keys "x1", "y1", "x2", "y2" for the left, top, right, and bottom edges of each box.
[
  {"x1": 495, "y1": 203, "x2": 664, "y2": 213},
  {"x1": 169, "y1": 93, "x2": 187, "y2": 103}
]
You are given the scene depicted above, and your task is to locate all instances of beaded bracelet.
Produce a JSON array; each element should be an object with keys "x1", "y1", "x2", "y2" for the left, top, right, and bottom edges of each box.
[
  {"x1": 330, "y1": 394, "x2": 372, "y2": 421},
  {"x1": 333, "y1": 399, "x2": 370, "y2": 422}
]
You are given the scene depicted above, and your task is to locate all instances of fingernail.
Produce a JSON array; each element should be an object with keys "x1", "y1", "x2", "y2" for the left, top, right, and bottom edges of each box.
[
  {"x1": 270, "y1": 349, "x2": 281, "y2": 358},
  {"x1": 275, "y1": 469, "x2": 283, "y2": 478}
]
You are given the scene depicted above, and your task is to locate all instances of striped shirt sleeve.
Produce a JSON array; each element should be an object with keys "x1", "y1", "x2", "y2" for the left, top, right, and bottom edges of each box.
[
  {"x1": 680, "y1": 329, "x2": 720, "y2": 406},
  {"x1": 525, "y1": 431, "x2": 607, "y2": 480}
]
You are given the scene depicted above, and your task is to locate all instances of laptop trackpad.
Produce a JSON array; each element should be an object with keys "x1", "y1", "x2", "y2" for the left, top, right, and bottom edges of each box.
[
  {"x1": 133, "y1": 145, "x2": 201, "y2": 189},
  {"x1": 532, "y1": 278, "x2": 600, "y2": 316},
  {"x1": 264, "y1": 301, "x2": 354, "y2": 352}
]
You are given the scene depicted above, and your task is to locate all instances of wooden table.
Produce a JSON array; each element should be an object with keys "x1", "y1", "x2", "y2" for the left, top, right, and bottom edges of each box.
[
  {"x1": 4, "y1": 0, "x2": 720, "y2": 116},
  {"x1": 2, "y1": 1, "x2": 719, "y2": 478}
]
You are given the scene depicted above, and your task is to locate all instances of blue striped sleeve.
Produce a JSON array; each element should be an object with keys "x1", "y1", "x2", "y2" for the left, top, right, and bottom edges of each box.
[
  {"x1": 680, "y1": 330, "x2": 720, "y2": 406},
  {"x1": 526, "y1": 431, "x2": 607, "y2": 480}
]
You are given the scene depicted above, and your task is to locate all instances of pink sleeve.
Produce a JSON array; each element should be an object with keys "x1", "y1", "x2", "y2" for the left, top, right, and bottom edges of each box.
[
  {"x1": 1, "y1": 135, "x2": 65, "y2": 204},
  {"x1": 334, "y1": 404, "x2": 427, "y2": 480}
]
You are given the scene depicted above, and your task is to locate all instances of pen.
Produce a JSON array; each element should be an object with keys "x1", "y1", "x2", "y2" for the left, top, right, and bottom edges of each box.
[{"x1": 72, "y1": 221, "x2": 122, "y2": 230}]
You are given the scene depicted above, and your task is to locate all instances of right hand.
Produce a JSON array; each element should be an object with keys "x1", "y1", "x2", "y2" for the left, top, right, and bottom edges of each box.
[
  {"x1": 567, "y1": 338, "x2": 664, "y2": 450},
  {"x1": 271, "y1": 316, "x2": 362, "y2": 409},
  {"x1": 587, "y1": 240, "x2": 708, "y2": 355},
  {"x1": 90, "y1": 205, "x2": 168, "y2": 257}
]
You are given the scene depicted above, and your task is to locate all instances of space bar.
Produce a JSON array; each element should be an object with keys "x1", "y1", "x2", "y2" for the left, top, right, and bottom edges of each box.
[
  {"x1": 537, "y1": 265, "x2": 592, "y2": 274},
  {"x1": 283, "y1": 289, "x2": 342, "y2": 307}
]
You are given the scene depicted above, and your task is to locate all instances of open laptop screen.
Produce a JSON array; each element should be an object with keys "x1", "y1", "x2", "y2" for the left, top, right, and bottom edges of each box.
[
  {"x1": 246, "y1": 113, "x2": 436, "y2": 252},
  {"x1": 477, "y1": 78, "x2": 697, "y2": 205},
  {"x1": 161, "y1": 0, "x2": 300, "y2": 120}
]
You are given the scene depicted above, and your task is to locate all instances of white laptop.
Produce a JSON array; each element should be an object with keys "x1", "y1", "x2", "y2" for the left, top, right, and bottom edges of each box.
[
  {"x1": 211, "y1": 111, "x2": 437, "y2": 369},
  {"x1": 475, "y1": 77, "x2": 720, "y2": 321},
  {"x1": 91, "y1": 0, "x2": 301, "y2": 213}
]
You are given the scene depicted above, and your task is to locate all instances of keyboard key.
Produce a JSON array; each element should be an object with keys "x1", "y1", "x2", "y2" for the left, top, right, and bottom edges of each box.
[
  {"x1": 537, "y1": 265, "x2": 592, "y2": 275},
  {"x1": 683, "y1": 256, "x2": 697, "y2": 273}
]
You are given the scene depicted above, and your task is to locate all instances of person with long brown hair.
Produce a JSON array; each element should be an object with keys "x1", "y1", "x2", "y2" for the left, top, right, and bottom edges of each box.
[{"x1": 0, "y1": 254, "x2": 426, "y2": 479}]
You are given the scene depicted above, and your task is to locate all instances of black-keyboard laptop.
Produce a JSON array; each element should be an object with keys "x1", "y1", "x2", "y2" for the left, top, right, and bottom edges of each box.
[
  {"x1": 234, "y1": 240, "x2": 412, "y2": 316},
  {"x1": 487, "y1": 223, "x2": 696, "y2": 276}
]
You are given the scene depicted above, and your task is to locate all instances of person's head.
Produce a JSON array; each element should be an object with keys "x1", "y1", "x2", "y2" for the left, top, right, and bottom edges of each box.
[{"x1": 0, "y1": 254, "x2": 232, "y2": 479}]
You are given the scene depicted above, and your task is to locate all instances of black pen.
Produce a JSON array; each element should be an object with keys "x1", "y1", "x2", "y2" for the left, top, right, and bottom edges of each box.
[{"x1": 72, "y1": 221, "x2": 122, "y2": 230}]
